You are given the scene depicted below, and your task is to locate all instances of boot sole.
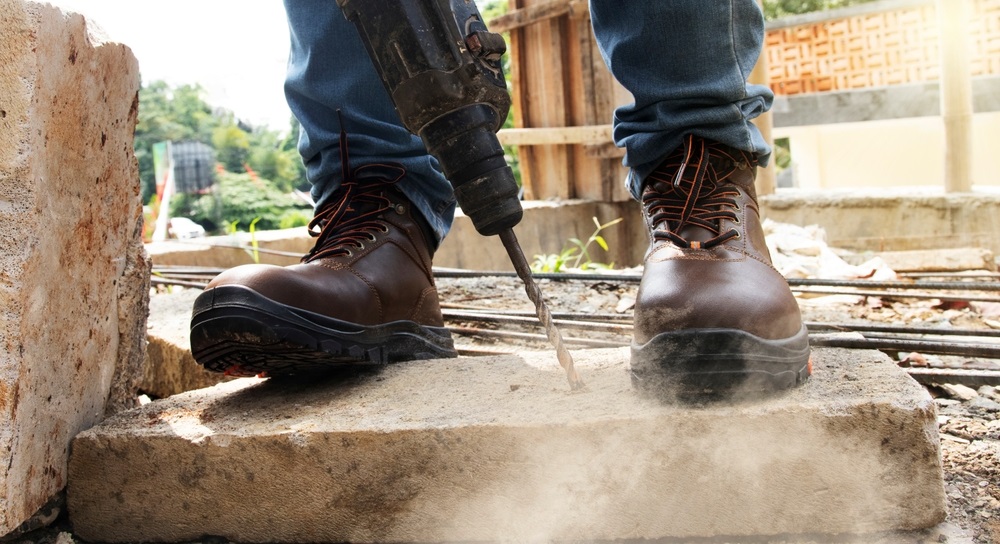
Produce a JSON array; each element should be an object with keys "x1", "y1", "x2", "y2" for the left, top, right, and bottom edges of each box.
[
  {"x1": 630, "y1": 326, "x2": 811, "y2": 397},
  {"x1": 189, "y1": 285, "x2": 458, "y2": 377}
]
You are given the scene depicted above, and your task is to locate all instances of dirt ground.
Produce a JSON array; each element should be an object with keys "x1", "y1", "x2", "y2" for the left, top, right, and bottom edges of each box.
[{"x1": 6, "y1": 274, "x2": 1000, "y2": 543}]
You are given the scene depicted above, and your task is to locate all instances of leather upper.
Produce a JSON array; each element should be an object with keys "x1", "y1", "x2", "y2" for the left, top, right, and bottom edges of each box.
[
  {"x1": 634, "y1": 136, "x2": 804, "y2": 344},
  {"x1": 204, "y1": 184, "x2": 446, "y2": 328}
]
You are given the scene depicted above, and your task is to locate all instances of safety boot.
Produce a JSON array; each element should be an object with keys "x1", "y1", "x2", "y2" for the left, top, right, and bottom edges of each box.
[
  {"x1": 189, "y1": 167, "x2": 457, "y2": 377},
  {"x1": 630, "y1": 135, "x2": 811, "y2": 395}
]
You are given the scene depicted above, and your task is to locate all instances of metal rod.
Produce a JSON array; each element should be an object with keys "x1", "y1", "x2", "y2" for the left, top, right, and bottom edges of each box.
[
  {"x1": 788, "y1": 278, "x2": 1000, "y2": 292},
  {"x1": 433, "y1": 267, "x2": 641, "y2": 283},
  {"x1": 904, "y1": 368, "x2": 1000, "y2": 388},
  {"x1": 450, "y1": 326, "x2": 625, "y2": 349},
  {"x1": 151, "y1": 277, "x2": 212, "y2": 289},
  {"x1": 804, "y1": 322, "x2": 1000, "y2": 339},
  {"x1": 793, "y1": 288, "x2": 1000, "y2": 303},
  {"x1": 444, "y1": 309, "x2": 633, "y2": 333},
  {"x1": 810, "y1": 335, "x2": 1000, "y2": 359},
  {"x1": 441, "y1": 305, "x2": 634, "y2": 322},
  {"x1": 498, "y1": 229, "x2": 584, "y2": 390}
]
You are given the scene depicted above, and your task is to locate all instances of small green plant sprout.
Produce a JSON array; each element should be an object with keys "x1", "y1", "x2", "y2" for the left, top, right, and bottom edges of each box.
[
  {"x1": 225, "y1": 217, "x2": 263, "y2": 264},
  {"x1": 248, "y1": 217, "x2": 262, "y2": 264},
  {"x1": 531, "y1": 216, "x2": 623, "y2": 273}
]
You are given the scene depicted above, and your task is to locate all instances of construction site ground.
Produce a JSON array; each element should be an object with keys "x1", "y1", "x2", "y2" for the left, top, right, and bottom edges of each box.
[
  {"x1": 8, "y1": 269, "x2": 998, "y2": 543},
  {"x1": 435, "y1": 274, "x2": 1000, "y2": 543}
]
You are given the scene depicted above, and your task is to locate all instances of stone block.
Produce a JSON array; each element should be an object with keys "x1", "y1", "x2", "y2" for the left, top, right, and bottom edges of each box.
[
  {"x1": 142, "y1": 288, "x2": 227, "y2": 399},
  {"x1": 68, "y1": 348, "x2": 945, "y2": 542},
  {"x1": 0, "y1": 1, "x2": 147, "y2": 534}
]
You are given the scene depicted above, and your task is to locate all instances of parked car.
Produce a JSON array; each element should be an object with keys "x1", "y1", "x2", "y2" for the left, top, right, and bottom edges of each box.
[{"x1": 167, "y1": 217, "x2": 206, "y2": 239}]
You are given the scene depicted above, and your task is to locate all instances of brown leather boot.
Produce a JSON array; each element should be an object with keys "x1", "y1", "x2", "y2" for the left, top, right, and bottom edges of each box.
[
  {"x1": 189, "y1": 173, "x2": 457, "y2": 377},
  {"x1": 631, "y1": 134, "x2": 810, "y2": 395}
]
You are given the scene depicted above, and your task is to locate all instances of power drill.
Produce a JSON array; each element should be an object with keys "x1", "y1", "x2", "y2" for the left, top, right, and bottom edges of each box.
[
  {"x1": 337, "y1": 0, "x2": 521, "y2": 237},
  {"x1": 337, "y1": 0, "x2": 582, "y2": 388}
]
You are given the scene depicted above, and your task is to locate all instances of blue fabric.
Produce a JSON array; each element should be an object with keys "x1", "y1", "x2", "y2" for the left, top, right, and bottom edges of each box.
[
  {"x1": 282, "y1": 0, "x2": 773, "y2": 240},
  {"x1": 589, "y1": 0, "x2": 774, "y2": 199},
  {"x1": 283, "y1": 0, "x2": 456, "y2": 242}
]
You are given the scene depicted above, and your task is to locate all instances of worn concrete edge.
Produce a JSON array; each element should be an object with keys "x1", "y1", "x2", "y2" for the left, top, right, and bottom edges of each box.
[{"x1": 68, "y1": 348, "x2": 947, "y2": 542}]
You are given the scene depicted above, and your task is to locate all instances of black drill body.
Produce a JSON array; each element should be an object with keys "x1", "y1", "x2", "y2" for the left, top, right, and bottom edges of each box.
[
  {"x1": 336, "y1": 0, "x2": 581, "y2": 388},
  {"x1": 337, "y1": 0, "x2": 522, "y2": 237}
]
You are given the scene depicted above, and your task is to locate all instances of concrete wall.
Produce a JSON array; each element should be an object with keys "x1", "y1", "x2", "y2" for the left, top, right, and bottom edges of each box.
[
  {"x1": 775, "y1": 112, "x2": 1000, "y2": 190},
  {"x1": 772, "y1": 76, "x2": 1000, "y2": 190}
]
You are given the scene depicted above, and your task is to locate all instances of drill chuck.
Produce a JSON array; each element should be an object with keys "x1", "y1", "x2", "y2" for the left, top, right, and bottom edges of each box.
[{"x1": 420, "y1": 104, "x2": 521, "y2": 235}]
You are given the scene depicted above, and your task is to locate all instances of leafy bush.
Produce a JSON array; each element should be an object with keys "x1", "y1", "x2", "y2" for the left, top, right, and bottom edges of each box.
[{"x1": 170, "y1": 171, "x2": 311, "y2": 233}]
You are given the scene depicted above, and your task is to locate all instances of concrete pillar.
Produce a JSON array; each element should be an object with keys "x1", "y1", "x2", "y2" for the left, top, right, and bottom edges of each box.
[
  {"x1": 0, "y1": 1, "x2": 149, "y2": 534},
  {"x1": 937, "y1": 0, "x2": 974, "y2": 192},
  {"x1": 751, "y1": 0, "x2": 777, "y2": 196}
]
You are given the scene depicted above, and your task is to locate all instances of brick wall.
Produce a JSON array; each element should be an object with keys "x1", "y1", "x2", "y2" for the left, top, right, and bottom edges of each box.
[{"x1": 766, "y1": 0, "x2": 1000, "y2": 95}]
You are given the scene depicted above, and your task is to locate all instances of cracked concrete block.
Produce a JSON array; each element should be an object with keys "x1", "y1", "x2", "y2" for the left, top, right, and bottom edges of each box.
[
  {"x1": 0, "y1": 0, "x2": 147, "y2": 534},
  {"x1": 68, "y1": 348, "x2": 946, "y2": 542}
]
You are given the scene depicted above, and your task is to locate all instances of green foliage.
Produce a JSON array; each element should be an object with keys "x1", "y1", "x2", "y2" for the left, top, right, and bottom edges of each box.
[
  {"x1": 170, "y1": 171, "x2": 311, "y2": 233},
  {"x1": 247, "y1": 123, "x2": 308, "y2": 194},
  {"x1": 773, "y1": 137, "x2": 792, "y2": 172},
  {"x1": 279, "y1": 210, "x2": 312, "y2": 230},
  {"x1": 211, "y1": 122, "x2": 251, "y2": 172},
  {"x1": 532, "y1": 217, "x2": 623, "y2": 273},
  {"x1": 135, "y1": 80, "x2": 307, "y2": 204},
  {"x1": 761, "y1": 0, "x2": 879, "y2": 19},
  {"x1": 134, "y1": 82, "x2": 217, "y2": 201}
]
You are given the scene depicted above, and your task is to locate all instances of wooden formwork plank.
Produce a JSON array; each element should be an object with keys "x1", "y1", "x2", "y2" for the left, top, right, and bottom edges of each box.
[
  {"x1": 505, "y1": 0, "x2": 631, "y2": 202},
  {"x1": 509, "y1": 0, "x2": 571, "y2": 200},
  {"x1": 581, "y1": 13, "x2": 630, "y2": 202},
  {"x1": 489, "y1": 0, "x2": 588, "y2": 33}
]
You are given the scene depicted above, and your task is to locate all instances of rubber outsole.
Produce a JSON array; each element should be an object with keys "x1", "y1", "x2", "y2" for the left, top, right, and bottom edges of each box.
[
  {"x1": 189, "y1": 285, "x2": 458, "y2": 377},
  {"x1": 630, "y1": 325, "x2": 812, "y2": 396}
]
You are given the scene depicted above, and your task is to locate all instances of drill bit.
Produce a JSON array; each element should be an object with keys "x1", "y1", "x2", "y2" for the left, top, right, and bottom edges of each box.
[{"x1": 499, "y1": 228, "x2": 584, "y2": 391}]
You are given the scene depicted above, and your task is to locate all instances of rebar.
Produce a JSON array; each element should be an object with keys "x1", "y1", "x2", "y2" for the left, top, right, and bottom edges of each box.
[
  {"x1": 449, "y1": 326, "x2": 625, "y2": 349},
  {"x1": 810, "y1": 335, "x2": 1000, "y2": 359},
  {"x1": 444, "y1": 309, "x2": 633, "y2": 333}
]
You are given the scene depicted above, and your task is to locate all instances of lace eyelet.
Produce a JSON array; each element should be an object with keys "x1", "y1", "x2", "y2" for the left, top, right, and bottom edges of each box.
[
  {"x1": 380, "y1": 224, "x2": 390, "y2": 233},
  {"x1": 368, "y1": 234, "x2": 378, "y2": 242},
  {"x1": 395, "y1": 204, "x2": 406, "y2": 215},
  {"x1": 344, "y1": 250, "x2": 353, "y2": 257},
  {"x1": 356, "y1": 242, "x2": 365, "y2": 251}
]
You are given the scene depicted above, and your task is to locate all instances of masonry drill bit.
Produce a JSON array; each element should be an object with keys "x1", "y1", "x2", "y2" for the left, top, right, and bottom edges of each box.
[{"x1": 499, "y1": 228, "x2": 584, "y2": 391}]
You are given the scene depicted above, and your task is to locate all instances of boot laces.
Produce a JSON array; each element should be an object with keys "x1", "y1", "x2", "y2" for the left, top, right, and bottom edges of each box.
[
  {"x1": 302, "y1": 118, "x2": 406, "y2": 263},
  {"x1": 642, "y1": 135, "x2": 754, "y2": 250}
]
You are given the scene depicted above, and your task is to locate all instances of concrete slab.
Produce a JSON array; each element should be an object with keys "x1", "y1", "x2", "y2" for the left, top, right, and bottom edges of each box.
[
  {"x1": 142, "y1": 288, "x2": 228, "y2": 399},
  {"x1": 147, "y1": 192, "x2": 1000, "y2": 274},
  {"x1": 68, "y1": 347, "x2": 945, "y2": 542}
]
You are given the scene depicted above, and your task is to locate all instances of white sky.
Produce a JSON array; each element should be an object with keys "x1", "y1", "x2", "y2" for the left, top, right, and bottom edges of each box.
[{"x1": 46, "y1": 1, "x2": 294, "y2": 132}]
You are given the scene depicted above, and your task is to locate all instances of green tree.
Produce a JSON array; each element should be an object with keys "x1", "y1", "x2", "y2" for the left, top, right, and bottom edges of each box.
[
  {"x1": 171, "y1": 170, "x2": 310, "y2": 233},
  {"x1": 134, "y1": 82, "x2": 219, "y2": 201},
  {"x1": 246, "y1": 122, "x2": 308, "y2": 193},
  {"x1": 211, "y1": 122, "x2": 251, "y2": 172}
]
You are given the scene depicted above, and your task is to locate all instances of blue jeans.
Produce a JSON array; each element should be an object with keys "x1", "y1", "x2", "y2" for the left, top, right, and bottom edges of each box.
[{"x1": 283, "y1": 0, "x2": 773, "y2": 242}]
